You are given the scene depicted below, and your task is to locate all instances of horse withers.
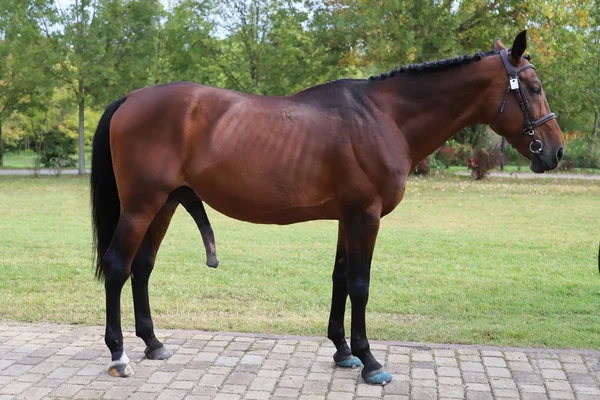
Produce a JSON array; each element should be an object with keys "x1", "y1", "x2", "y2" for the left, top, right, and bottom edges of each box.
[{"x1": 90, "y1": 30, "x2": 563, "y2": 385}]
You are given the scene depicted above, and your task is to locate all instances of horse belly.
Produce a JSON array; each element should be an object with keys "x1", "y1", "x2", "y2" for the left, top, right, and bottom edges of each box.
[{"x1": 186, "y1": 161, "x2": 339, "y2": 225}]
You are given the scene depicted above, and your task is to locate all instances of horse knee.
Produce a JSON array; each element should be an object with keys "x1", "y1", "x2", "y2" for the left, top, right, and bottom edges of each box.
[
  {"x1": 131, "y1": 253, "x2": 154, "y2": 279},
  {"x1": 348, "y1": 279, "x2": 369, "y2": 303}
]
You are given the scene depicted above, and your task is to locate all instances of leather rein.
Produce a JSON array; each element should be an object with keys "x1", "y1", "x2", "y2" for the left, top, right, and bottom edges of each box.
[{"x1": 492, "y1": 49, "x2": 556, "y2": 154}]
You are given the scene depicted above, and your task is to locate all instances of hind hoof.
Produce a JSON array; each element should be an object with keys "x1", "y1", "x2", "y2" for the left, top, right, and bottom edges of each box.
[
  {"x1": 145, "y1": 345, "x2": 171, "y2": 360},
  {"x1": 107, "y1": 353, "x2": 134, "y2": 377},
  {"x1": 363, "y1": 368, "x2": 392, "y2": 385},
  {"x1": 335, "y1": 355, "x2": 362, "y2": 368}
]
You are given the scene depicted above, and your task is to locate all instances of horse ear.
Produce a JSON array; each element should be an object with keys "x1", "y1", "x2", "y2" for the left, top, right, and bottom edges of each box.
[
  {"x1": 511, "y1": 30, "x2": 527, "y2": 61},
  {"x1": 493, "y1": 38, "x2": 506, "y2": 51}
]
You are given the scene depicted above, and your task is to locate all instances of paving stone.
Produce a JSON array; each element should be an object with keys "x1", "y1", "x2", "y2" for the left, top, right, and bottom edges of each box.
[
  {"x1": 482, "y1": 357, "x2": 506, "y2": 368},
  {"x1": 0, "y1": 381, "x2": 33, "y2": 395},
  {"x1": 438, "y1": 385, "x2": 464, "y2": 398},
  {"x1": 466, "y1": 391, "x2": 493, "y2": 400},
  {"x1": 327, "y1": 392, "x2": 354, "y2": 400},
  {"x1": 466, "y1": 383, "x2": 491, "y2": 391},
  {"x1": 548, "y1": 391, "x2": 575, "y2": 399},
  {"x1": 355, "y1": 384, "x2": 382, "y2": 397},
  {"x1": 521, "y1": 394, "x2": 549, "y2": 400},
  {"x1": 302, "y1": 380, "x2": 329, "y2": 395},
  {"x1": 15, "y1": 386, "x2": 52, "y2": 400},
  {"x1": 461, "y1": 362, "x2": 485, "y2": 372},
  {"x1": 487, "y1": 367, "x2": 512, "y2": 378},
  {"x1": 156, "y1": 389, "x2": 187, "y2": 400},
  {"x1": 410, "y1": 387, "x2": 437, "y2": 400},
  {"x1": 411, "y1": 368, "x2": 435, "y2": 380}
]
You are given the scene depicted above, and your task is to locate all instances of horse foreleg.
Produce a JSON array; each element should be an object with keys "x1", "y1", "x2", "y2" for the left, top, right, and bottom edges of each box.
[
  {"x1": 103, "y1": 207, "x2": 159, "y2": 378},
  {"x1": 174, "y1": 187, "x2": 219, "y2": 268},
  {"x1": 345, "y1": 210, "x2": 392, "y2": 385},
  {"x1": 131, "y1": 203, "x2": 178, "y2": 361},
  {"x1": 327, "y1": 222, "x2": 361, "y2": 368}
]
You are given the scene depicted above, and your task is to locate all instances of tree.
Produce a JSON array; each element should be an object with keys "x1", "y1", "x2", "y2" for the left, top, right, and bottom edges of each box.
[
  {"x1": 0, "y1": 0, "x2": 53, "y2": 166},
  {"x1": 160, "y1": 0, "x2": 224, "y2": 85},
  {"x1": 33, "y1": 0, "x2": 162, "y2": 174}
]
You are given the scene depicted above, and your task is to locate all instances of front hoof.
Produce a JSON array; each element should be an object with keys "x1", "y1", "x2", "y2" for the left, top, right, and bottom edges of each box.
[
  {"x1": 108, "y1": 353, "x2": 134, "y2": 377},
  {"x1": 362, "y1": 368, "x2": 392, "y2": 385},
  {"x1": 334, "y1": 353, "x2": 362, "y2": 368},
  {"x1": 145, "y1": 345, "x2": 171, "y2": 360}
]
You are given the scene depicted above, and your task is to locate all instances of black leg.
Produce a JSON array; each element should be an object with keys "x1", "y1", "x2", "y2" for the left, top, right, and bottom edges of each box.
[
  {"x1": 130, "y1": 204, "x2": 176, "y2": 360},
  {"x1": 327, "y1": 222, "x2": 361, "y2": 368},
  {"x1": 103, "y1": 211, "x2": 156, "y2": 377},
  {"x1": 344, "y1": 211, "x2": 391, "y2": 385}
]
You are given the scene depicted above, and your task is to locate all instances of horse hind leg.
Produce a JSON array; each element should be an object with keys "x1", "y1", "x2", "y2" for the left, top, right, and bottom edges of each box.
[
  {"x1": 131, "y1": 202, "x2": 178, "y2": 361},
  {"x1": 171, "y1": 186, "x2": 219, "y2": 268},
  {"x1": 103, "y1": 199, "x2": 167, "y2": 378}
]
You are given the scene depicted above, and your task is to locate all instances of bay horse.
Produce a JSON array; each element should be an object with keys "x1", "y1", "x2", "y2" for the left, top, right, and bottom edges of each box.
[{"x1": 91, "y1": 31, "x2": 563, "y2": 385}]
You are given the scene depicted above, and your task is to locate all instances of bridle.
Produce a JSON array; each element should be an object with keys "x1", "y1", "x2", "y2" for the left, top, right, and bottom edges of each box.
[{"x1": 491, "y1": 49, "x2": 556, "y2": 154}]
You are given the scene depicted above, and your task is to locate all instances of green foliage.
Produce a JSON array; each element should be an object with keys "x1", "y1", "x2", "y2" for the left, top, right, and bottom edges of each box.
[
  {"x1": 1, "y1": 0, "x2": 598, "y2": 169},
  {"x1": 467, "y1": 148, "x2": 502, "y2": 180},
  {"x1": 562, "y1": 139, "x2": 600, "y2": 169},
  {"x1": 38, "y1": 129, "x2": 76, "y2": 169}
]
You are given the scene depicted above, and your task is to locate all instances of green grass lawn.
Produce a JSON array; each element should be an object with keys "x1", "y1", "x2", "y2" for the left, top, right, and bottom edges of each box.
[{"x1": 0, "y1": 174, "x2": 598, "y2": 349}]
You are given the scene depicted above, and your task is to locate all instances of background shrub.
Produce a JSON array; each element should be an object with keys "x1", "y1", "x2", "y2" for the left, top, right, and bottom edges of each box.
[
  {"x1": 39, "y1": 129, "x2": 76, "y2": 169},
  {"x1": 467, "y1": 148, "x2": 502, "y2": 180}
]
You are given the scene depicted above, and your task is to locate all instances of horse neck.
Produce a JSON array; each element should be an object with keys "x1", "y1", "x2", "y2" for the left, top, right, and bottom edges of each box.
[{"x1": 368, "y1": 57, "x2": 502, "y2": 166}]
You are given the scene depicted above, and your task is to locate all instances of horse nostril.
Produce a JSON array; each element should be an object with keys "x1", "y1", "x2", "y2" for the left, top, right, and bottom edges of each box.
[{"x1": 556, "y1": 147, "x2": 564, "y2": 162}]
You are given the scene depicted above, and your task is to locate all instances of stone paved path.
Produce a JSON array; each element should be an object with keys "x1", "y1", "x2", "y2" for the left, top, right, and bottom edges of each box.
[{"x1": 1, "y1": 322, "x2": 599, "y2": 400}]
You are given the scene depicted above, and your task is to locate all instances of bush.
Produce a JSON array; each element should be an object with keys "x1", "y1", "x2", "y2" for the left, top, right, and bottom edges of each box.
[
  {"x1": 413, "y1": 157, "x2": 431, "y2": 175},
  {"x1": 562, "y1": 139, "x2": 600, "y2": 169},
  {"x1": 39, "y1": 129, "x2": 76, "y2": 169},
  {"x1": 436, "y1": 145, "x2": 455, "y2": 167},
  {"x1": 466, "y1": 148, "x2": 502, "y2": 180},
  {"x1": 557, "y1": 160, "x2": 575, "y2": 171},
  {"x1": 413, "y1": 156, "x2": 445, "y2": 176},
  {"x1": 453, "y1": 143, "x2": 475, "y2": 166}
]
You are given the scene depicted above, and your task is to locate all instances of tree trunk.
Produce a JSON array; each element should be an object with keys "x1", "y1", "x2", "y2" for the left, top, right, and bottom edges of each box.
[
  {"x1": 592, "y1": 109, "x2": 599, "y2": 153},
  {"x1": 0, "y1": 121, "x2": 3, "y2": 167},
  {"x1": 78, "y1": 95, "x2": 85, "y2": 175}
]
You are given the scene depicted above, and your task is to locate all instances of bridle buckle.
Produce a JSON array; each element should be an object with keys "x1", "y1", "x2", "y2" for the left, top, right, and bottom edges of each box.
[{"x1": 523, "y1": 128, "x2": 534, "y2": 136}]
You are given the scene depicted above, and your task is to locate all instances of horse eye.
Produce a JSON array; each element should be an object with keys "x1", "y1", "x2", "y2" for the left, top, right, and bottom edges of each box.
[{"x1": 530, "y1": 87, "x2": 541, "y2": 94}]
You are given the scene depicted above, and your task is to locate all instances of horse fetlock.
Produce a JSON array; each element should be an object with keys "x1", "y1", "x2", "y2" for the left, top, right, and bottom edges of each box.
[
  {"x1": 107, "y1": 352, "x2": 134, "y2": 378},
  {"x1": 145, "y1": 345, "x2": 171, "y2": 360},
  {"x1": 333, "y1": 347, "x2": 362, "y2": 369}
]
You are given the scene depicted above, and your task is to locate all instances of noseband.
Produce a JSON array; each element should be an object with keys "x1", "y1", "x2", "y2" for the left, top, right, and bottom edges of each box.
[{"x1": 492, "y1": 49, "x2": 556, "y2": 154}]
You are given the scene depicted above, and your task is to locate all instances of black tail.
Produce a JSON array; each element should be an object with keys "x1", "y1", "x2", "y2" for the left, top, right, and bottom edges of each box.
[{"x1": 91, "y1": 97, "x2": 127, "y2": 280}]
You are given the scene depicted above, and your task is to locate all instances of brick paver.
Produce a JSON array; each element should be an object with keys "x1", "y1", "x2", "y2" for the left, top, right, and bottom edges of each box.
[{"x1": 0, "y1": 322, "x2": 599, "y2": 399}]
